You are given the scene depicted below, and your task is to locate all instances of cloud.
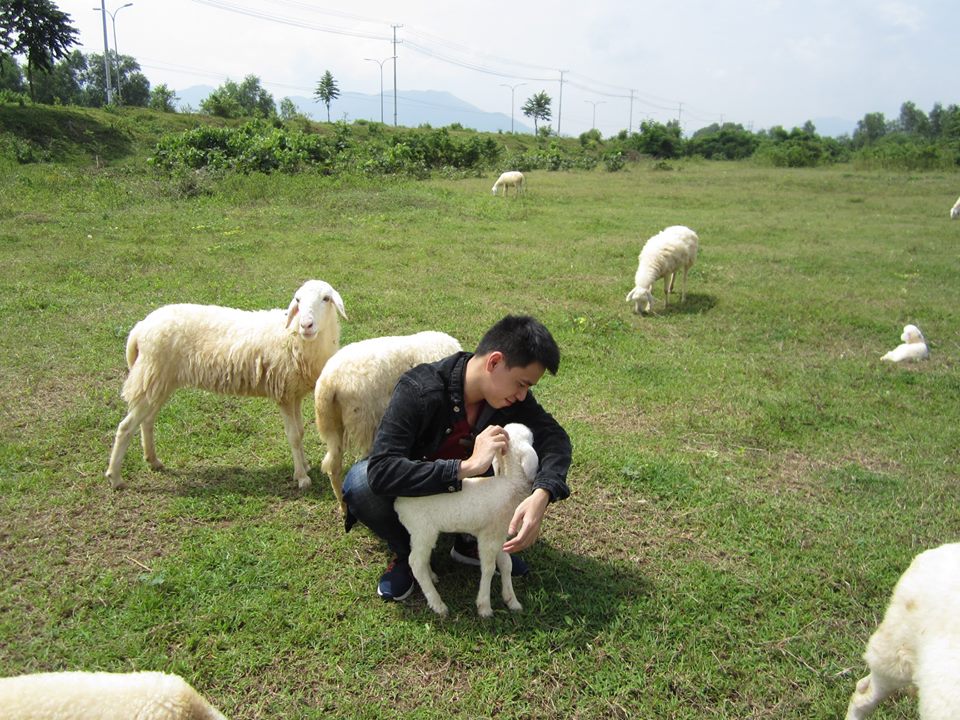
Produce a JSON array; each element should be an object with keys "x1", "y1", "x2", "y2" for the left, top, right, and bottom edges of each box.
[{"x1": 875, "y1": 1, "x2": 924, "y2": 32}]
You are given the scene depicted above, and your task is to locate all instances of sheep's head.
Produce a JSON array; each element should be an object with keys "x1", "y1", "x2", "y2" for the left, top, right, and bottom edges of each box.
[
  {"x1": 493, "y1": 423, "x2": 538, "y2": 481},
  {"x1": 901, "y1": 324, "x2": 924, "y2": 344},
  {"x1": 285, "y1": 280, "x2": 347, "y2": 338},
  {"x1": 625, "y1": 286, "x2": 655, "y2": 314},
  {"x1": 951, "y1": 204, "x2": 960, "y2": 220}
]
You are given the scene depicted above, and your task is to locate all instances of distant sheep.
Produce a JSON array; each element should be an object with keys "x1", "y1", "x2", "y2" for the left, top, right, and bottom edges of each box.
[
  {"x1": 950, "y1": 195, "x2": 959, "y2": 219},
  {"x1": 845, "y1": 542, "x2": 960, "y2": 720},
  {"x1": 492, "y1": 171, "x2": 525, "y2": 197},
  {"x1": 626, "y1": 225, "x2": 699, "y2": 314},
  {"x1": 314, "y1": 331, "x2": 462, "y2": 511},
  {"x1": 0, "y1": 670, "x2": 227, "y2": 719},
  {"x1": 105, "y1": 280, "x2": 346, "y2": 490},
  {"x1": 395, "y1": 423, "x2": 538, "y2": 618},
  {"x1": 881, "y1": 324, "x2": 929, "y2": 363}
]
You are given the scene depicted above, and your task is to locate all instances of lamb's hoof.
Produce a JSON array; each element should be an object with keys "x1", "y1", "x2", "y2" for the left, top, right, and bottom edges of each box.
[
  {"x1": 429, "y1": 602, "x2": 449, "y2": 617},
  {"x1": 477, "y1": 604, "x2": 494, "y2": 618},
  {"x1": 148, "y1": 459, "x2": 165, "y2": 471},
  {"x1": 106, "y1": 472, "x2": 126, "y2": 490},
  {"x1": 297, "y1": 477, "x2": 312, "y2": 490},
  {"x1": 507, "y1": 599, "x2": 523, "y2": 612}
]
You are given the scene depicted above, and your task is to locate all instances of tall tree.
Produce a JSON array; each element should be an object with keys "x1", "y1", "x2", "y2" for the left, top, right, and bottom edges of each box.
[
  {"x1": 313, "y1": 70, "x2": 339, "y2": 122},
  {"x1": 149, "y1": 83, "x2": 178, "y2": 113},
  {"x1": 201, "y1": 75, "x2": 275, "y2": 118},
  {"x1": 0, "y1": 0, "x2": 79, "y2": 100},
  {"x1": 521, "y1": 90, "x2": 552, "y2": 135}
]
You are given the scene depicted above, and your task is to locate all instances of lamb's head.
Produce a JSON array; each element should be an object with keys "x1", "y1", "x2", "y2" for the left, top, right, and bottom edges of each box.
[
  {"x1": 625, "y1": 286, "x2": 655, "y2": 314},
  {"x1": 493, "y1": 423, "x2": 538, "y2": 481},
  {"x1": 285, "y1": 280, "x2": 347, "y2": 339},
  {"x1": 491, "y1": 183, "x2": 499, "y2": 195},
  {"x1": 901, "y1": 324, "x2": 925, "y2": 344},
  {"x1": 951, "y1": 204, "x2": 960, "y2": 220}
]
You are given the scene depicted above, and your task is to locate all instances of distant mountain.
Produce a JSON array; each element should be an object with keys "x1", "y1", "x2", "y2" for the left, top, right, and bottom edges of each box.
[{"x1": 173, "y1": 85, "x2": 535, "y2": 134}]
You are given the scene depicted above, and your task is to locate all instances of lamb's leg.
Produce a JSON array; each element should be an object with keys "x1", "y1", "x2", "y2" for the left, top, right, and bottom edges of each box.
[
  {"x1": 845, "y1": 671, "x2": 906, "y2": 720},
  {"x1": 320, "y1": 432, "x2": 344, "y2": 512},
  {"x1": 497, "y1": 550, "x2": 522, "y2": 612},
  {"x1": 105, "y1": 396, "x2": 160, "y2": 489},
  {"x1": 409, "y1": 530, "x2": 446, "y2": 616},
  {"x1": 278, "y1": 400, "x2": 311, "y2": 489},
  {"x1": 139, "y1": 392, "x2": 171, "y2": 471},
  {"x1": 474, "y1": 535, "x2": 500, "y2": 618}
]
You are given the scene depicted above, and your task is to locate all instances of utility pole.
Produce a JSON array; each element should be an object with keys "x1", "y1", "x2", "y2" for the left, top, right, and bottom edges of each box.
[
  {"x1": 96, "y1": 2, "x2": 133, "y2": 104},
  {"x1": 584, "y1": 100, "x2": 605, "y2": 130},
  {"x1": 391, "y1": 24, "x2": 402, "y2": 127},
  {"x1": 629, "y1": 89, "x2": 636, "y2": 133},
  {"x1": 557, "y1": 69, "x2": 567, "y2": 136},
  {"x1": 364, "y1": 56, "x2": 395, "y2": 123},
  {"x1": 97, "y1": 0, "x2": 114, "y2": 104},
  {"x1": 499, "y1": 82, "x2": 526, "y2": 133},
  {"x1": 678, "y1": 101, "x2": 684, "y2": 128}
]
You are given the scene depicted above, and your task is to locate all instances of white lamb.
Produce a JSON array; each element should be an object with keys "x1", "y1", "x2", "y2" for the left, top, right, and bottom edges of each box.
[
  {"x1": 845, "y1": 542, "x2": 960, "y2": 720},
  {"x1": 105, "y1": 280, "x2": 346, "y2": 490},
  {"x1": 491, "y1": 170, "x2": 525, "y2": 197},
  {"x1": 314, "y1": 330, "x2": 462, "y2": 511},
  {"x1": 394, "y1": 423, "x2": 539, "y2": 618},
  {"x1": 950, "y1": 195, "x2": 959, "y2": 220},
  {"x1": 0, "y1": 670, "x2": 227, "y2": 719},
  {"x1": 625, "y1": 225, "x2": 699, "y2": 314},
  {"x1": 880, "y1": 324, "x2": 929, "y2": 363}
]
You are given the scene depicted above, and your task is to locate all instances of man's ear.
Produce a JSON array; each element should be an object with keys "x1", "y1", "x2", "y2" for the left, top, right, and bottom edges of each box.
[{"x1": 485, "y1": 351, "x2": 505, "y2": 372}]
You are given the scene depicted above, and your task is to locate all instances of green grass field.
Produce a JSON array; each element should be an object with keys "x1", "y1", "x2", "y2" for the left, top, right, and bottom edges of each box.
[{"x1": 1, "y1": 108, "x2": 958, "y2": 719}]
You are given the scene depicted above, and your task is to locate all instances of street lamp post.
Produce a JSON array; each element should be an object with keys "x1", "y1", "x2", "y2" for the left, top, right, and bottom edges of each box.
[
  {"x1": 584, "y1": 99, "x2": 606, "y2": 130},
  {"x1": 364, "y1": 56, "x2": 395, "y2": 124},
  {"x1": 94, "y1": 2, "x2": 133, "y2": 104},
  {"x1": 499, "y1": 82, "x2": 526, "y2": 133}
]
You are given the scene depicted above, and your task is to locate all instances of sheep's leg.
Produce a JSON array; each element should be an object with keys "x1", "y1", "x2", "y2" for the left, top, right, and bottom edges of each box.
[
  {"x1": 845, "y1": 671, "x2": 906, "y2": 720},
  {"x1": 497, "y1": 550, "x2": 522, "y2": 612},
  {"x1": 409, "y1": 530, "x2": 446, "y2": 616},
  {"x1": 663, "y1": 275, "x2": 671, "y2": 308},
  {"x1": 320, "y1": 433, "x2": 345, "y2": 512},
  {"x1": 278, "y1": 400, "x2": 311, "y2": 489},
  {"x1": 105, "y1": 396, "x2": 160, "y2": 489},
  {"x1": 473, "y1": 536, "x2": 500, "y2": 618},
  {"x1": 680, "y1": 265, "x2": 689, "y2": 304},
  {"x1": 139, "y1": 393, "x2": 171, "y2": 471}
]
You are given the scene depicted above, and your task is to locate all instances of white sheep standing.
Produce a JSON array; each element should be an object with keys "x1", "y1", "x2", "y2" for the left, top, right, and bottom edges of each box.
[
  {"x1": 625, "y1": 225, "x2": 699, "y2": 314},
  {"x1": 880, "y1": 324, "x2": 929, "y2": 363},
  {"x1": 845, "y1": 542, "x2": 960, "y2": 720},
  {"x1": 950, "y1": 195, "x2": 959, "y2": 220},
  {"x1": 0, "y1": 670, "x2": 227, "y2": 719},
  {"x1": 394, "y1": 423, "x2": 539, "y2": 618},
  {"x1": 105, "y1": 280, "x2": 346, "y2": 490},
  {"x1": 491, "y1": 170, "x2": 525, "y2": 197},
  {"x1": 314, "y1": 330, "x2": 462, "y2": 511}
]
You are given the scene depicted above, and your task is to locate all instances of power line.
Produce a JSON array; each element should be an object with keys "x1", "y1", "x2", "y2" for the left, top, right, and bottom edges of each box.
[{"x1": 190, "y1": 0, "x2": 390, "y2": 41}]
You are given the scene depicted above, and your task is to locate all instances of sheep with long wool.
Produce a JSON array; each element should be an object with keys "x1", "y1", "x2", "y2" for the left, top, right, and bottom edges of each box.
[
  {"x1": 625, "y1": 225, "x2": 699, "y2": 314},
  {"x1": 314, "y1": 330, "x2": 462, "y2": 512},
  {"x1": 105, "y1": 279, "x2": 345, "y2": 490},
  {"x1": 492, "y1": 171, "x2": 525, "y2": 197},
  {"x1": 880, "y1": 324, "x2": 929, "y2": 363},
  {"x1": 0, "y1": 670, "x2": 227, "y2": 720},
  {"x1": 845, "y1": 542, "x2": 960, "y2": 720},
  {"x1": 394, "y1": 423, "x2": 538, "y2": 618}
]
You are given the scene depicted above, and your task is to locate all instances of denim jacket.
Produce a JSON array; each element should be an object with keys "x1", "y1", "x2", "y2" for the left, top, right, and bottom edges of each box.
[{"x1": 367, "y1": 352, "x2": 572, "y2": 502}]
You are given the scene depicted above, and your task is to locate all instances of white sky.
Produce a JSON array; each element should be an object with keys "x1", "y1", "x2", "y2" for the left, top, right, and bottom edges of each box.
[{"x1": 55, "y1": 0, "x2": 958, "y2": 137}]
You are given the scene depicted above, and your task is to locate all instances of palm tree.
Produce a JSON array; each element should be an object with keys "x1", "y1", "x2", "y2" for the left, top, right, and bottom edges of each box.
[
  {"x1": 313, "y1": 70, "x2": 340, "y2": 122},
  {"x1": 522, "y1": 91, "x2": 552, "y2": 135}
]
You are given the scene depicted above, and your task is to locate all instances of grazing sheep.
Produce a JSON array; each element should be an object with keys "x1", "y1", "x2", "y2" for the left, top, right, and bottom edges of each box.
[
  {"x1": 881, "y1": 324, "x2": 929, "y2": 363},
  {"x1": 0, "y1": 670, "x2": 227, "y2": 719},
  {"x1": 314, "y1": 331, "x2": 462, "y2": 511},
  {"x1": 625, "y1": 225, "x2": 699, "y2": 314},
  {"x1": 950, "y1": 195, "x2": 959, "y2": 219},
  {"x1": 394, "y1": 423, "x2": 538, "y2": 618},
  {"x1": 491, "y1": 171, "x2": 525, "y2": 197},
  {"x1": 105, "y1": 280, "x2": 346, "y2": 490},
  {"x1": 845, "y1": 542, "x2": 960, "y2": 720}
]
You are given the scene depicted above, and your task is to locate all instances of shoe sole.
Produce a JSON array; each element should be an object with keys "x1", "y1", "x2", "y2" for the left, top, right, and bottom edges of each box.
[{"x1": 377, "y1": 583, "x2": 414, "y2": 602}]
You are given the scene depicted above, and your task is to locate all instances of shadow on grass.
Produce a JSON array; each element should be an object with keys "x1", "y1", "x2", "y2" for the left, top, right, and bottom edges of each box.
[
  {"x1": 661, "y1": 292, "x2": 717, "y2": 315},
  {"x1": 141, "y1": 463, "x2": 332, "y2": 502}
]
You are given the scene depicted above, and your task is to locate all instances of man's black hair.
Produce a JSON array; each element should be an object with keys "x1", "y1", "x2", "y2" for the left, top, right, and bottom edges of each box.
[{"x1": 475, "y1": 315, "x2": 560, "y2": 375}]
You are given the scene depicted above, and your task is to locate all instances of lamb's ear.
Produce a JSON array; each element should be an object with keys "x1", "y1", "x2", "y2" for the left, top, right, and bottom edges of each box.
[
  {"x1": 521, "y1": 447, "x2": 539, "y2": 481},
  {"x1": 285, "y1": 298, "x2": 300, "y2": 328},
  {"x1": 330, "y1": 288, "x2": 347, "y2": 319},
  {"x1": 625, "y1": 288, "x2": 638, "y2": 302}
]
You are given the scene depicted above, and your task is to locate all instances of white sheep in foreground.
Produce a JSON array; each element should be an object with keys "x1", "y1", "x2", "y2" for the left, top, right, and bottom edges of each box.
[
  {"x1": 395, "y1": 423, "x2": 539, "y2": 618},
  {"x1": 950, "y1": 195, "x2": 959, "y2": 220},
  {"x1": 845, "y1": 542, "x2": 960, "y2": 720},
  {"x1": 625, "y1": 225, "x2": 699, "y2": 314},
  {"x1": 491, "y1": 170, "x2": 525, "y2": 197},
  {"x1": 105, "y1": 280, "x2": 346, "y2": 490},
  {"x1": 0, "y1": 670, "x2": 227, "y2": 720},
  {"x1": 880, "y1": 324, "x2": 929, "y2": 363},
  {"x1": 314, "y1": 330, "x2": 462, "y2": 511}
]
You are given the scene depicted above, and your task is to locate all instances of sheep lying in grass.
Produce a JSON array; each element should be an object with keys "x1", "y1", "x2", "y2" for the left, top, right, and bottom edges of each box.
[
  {"x1": 950, "y1": 195, "x2": 959, "y2": 219},
  {"x1": 880, "y1": 324, "x2": 929, "y2": 363},
  {"x1": 0, "y1": 670, "x2": 227, "y2": 719},
  {"x1": 105, "y1": 280, "x2": 346, "y2": 490},
  {"x1": 845, "y1": 542, "x2": 960, "y2": 720},
  {"x1": 625, "y1": 225, "x2": 699, "y2": 314},
  {"x1": 314, "y1": 331, "x2": 462, "y2": 511},
  {"x1": 492, "y1": 171, "x2": 525, "y2": 197},
  {"x1": 395, "y1": 423, "x2": 538, "y2": 618}
]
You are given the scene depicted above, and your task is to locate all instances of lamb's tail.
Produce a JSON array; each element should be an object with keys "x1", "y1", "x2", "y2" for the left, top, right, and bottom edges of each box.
[{"x1": 124, "y1": 324, "x2": 140, "y2": 370}]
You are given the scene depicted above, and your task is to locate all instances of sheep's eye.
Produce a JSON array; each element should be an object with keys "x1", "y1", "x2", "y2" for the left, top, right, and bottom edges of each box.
[
  {"x1": 294, "y1": 297, "x2": 301, "y2": 303},
  {"x1": 322, "y1": 296, "x2": 330, "y2": 302}
]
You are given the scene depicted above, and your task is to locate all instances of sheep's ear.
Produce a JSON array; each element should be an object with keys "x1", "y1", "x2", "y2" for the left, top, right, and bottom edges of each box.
[
  {"x1": 330, "y1": 289, "x2": 347, "y2": 319},
  {"x1": 625, "y1": 288, "x2": 638, "y2": 302},
  {"x1": 285, "y1": 299, "x2": 300, "y2": 328}
]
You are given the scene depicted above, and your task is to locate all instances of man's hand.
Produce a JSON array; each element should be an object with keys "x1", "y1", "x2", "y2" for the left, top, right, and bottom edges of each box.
[
  {"x1": 458, "y1": 425, "x2": 508, "y2": 479},
  {"x1": 503, "y1": 488, "x2": 550, "y2": 553}
]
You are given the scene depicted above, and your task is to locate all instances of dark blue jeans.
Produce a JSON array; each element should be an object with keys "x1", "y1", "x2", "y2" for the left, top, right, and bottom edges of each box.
[{"x1": 342, "y1": 460, "x2": 411, "y2": 559}]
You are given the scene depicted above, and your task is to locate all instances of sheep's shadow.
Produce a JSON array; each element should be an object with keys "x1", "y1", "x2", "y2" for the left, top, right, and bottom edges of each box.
[
  {"x1": 136, "y1": 463, "x2": 332, "y2": 502},
  {"x1": 652, "y1": 292, "x2": 717, "y2": 315}
]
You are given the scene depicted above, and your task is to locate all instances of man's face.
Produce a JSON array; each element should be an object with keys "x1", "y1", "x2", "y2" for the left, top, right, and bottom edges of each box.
[{"x1": 485, "y1": 354, "x2": 546, "y2": 409}]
